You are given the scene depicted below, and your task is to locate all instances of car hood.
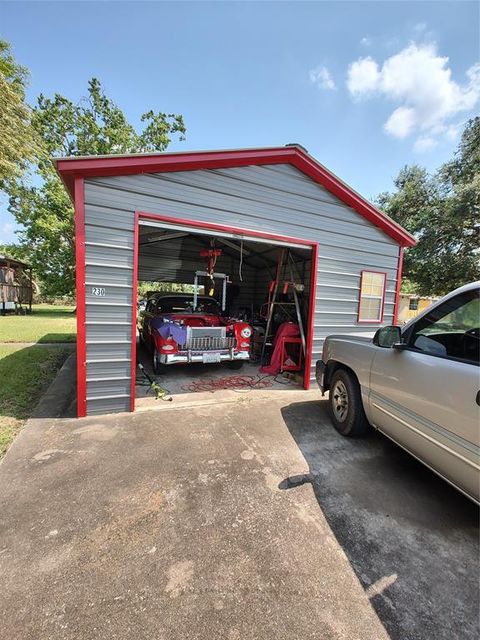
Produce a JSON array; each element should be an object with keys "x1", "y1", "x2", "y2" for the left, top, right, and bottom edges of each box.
[{"x1": 155, "y1": 313, "x2": 229, "y2": 328}]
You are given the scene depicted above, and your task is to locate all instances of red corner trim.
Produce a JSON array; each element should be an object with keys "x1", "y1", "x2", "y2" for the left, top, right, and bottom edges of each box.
[
  {"x1": 357, "y1": 270, "x2": 388, "y2": 325},
  {"x1": 74, "y1": 178, "x2": 87, "y2": 417},
  {"x1": 304, "y1": 242, "x2": 319, "y2": 390},
  {"x1": 55, "y1": 147, "x2": 293, "y2": 179},
  {"x1": 393, "y1": 247, "x2": 404, "y2": 325},
  {"x1": 55, "y1": 146, "x2": 416, "y2": 248},
  {"x1": 288, "y1": 153, "x2": 415, "y2": 248},
  {"x1": 130, "y1": 215, "x2": 139, "y2": 411}
]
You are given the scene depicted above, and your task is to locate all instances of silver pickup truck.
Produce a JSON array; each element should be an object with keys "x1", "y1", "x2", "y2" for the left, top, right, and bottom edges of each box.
[{"x1": 316, "y1": 281, "x2": 480, "y2": 504}]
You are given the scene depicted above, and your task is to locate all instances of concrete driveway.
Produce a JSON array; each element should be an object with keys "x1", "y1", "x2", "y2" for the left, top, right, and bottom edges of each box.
[{"x1": 0, "y1": 392, "x2": 478, "y2": 640}]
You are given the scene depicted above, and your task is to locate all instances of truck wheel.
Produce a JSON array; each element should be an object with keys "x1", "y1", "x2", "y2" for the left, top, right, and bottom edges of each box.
[
  {"x1": 226, "y1": 360, "x2": 244, "y2": 370},
  {"x1": 329, "y1": 369, "x2": 370, "y2": 437},
  {"x1": 152, "y1": 349, "x2": 167, "y2": 375}
]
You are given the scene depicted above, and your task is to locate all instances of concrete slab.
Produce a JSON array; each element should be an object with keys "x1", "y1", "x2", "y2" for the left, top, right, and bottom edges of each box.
[
  {"x1": 0, "y1": 392, "x2": 388, "y2": 640},
  {"x1": 0, "y1": 393, "x2": 478, "y2": 640},
  {"x1": 135, "y1": 344, "x2": 303, "y2": 403}
]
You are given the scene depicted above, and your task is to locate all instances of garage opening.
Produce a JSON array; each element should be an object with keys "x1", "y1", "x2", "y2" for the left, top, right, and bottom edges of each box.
[{"x1": 133, "y1": 214, "x2": 317, "y2": 406}]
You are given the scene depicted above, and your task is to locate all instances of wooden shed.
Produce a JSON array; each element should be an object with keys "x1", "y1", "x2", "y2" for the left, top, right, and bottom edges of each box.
[{"x1": 0, "y1": 255, "x2": 33, "y2": 315}]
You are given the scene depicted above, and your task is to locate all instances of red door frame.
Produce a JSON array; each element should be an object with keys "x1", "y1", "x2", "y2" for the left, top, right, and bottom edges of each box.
[
  {"x1": 131, "y1": 211, "x2": 319, "y2": 411},
  {"x1": 392, "y1": 247, "x2": 404, "y2": 325}
]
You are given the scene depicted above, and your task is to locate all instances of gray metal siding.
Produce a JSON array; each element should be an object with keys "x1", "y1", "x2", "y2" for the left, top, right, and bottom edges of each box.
[{"x1": 83, "y1": 163, "x2": 400, "y2": 415}]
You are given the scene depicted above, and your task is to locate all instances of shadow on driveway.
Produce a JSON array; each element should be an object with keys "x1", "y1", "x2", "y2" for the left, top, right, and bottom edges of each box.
[{"x1": 280, "y1": 399, "x2": 479, "y2": 640}]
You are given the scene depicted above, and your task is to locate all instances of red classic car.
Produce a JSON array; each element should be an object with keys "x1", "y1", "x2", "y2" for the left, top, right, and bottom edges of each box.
[{"x1": 140, "y1": 293, "x2": 252, "y2": 374}]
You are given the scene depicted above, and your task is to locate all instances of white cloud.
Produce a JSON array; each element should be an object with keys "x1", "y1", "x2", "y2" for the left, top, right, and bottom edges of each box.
[
  {"x1": 445, "y1": 123, "x2": 461, "y2": 140},
  {"x1": 360, "y1": 37, "x2": 372, "y2": 47},
  {"x1": 346, "y1": 42, "x2": 480, "y2": 149},
  {"x1": 2, "y1": 222, "x2": 14, "y2": 236},
  {"x1": 413, "y1": 22, "x2": 427, "y2": 34},
  {"x1": 413, "y1": 136, "x2": 437, "y2": 153},
  {"x1": 309, "y1": 65, "x2": 336, "y2": 90},
  {"x1": 347, "y1": 56, "x2": 380, "y2": 95},
  {"x1": 384, "y1": 106, "x2": 416, "y2": 138},
  {"x1": 412, "y1": 22, "x2": 436, "y2": 42}
]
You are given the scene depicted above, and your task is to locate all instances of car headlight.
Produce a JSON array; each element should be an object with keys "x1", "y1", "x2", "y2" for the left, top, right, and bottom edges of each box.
[{"x1": 240, "y1": 327, "x2": 252, "y2": 338}]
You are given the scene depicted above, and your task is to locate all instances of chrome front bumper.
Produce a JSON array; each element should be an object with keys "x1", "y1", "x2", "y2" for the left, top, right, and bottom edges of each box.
[{"x1": 159, "y1": 350, "x2": 250, "y2": 365}]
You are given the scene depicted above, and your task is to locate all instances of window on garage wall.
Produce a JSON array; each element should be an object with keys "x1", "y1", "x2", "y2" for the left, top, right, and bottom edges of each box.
[{"x1": 357, "y1": 270, "x2": 386, "y2": 323}]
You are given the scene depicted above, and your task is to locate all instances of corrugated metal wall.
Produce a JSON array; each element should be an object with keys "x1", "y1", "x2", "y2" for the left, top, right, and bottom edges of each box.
[
  {"x1": 137, "y1": 234, "x2": 258, "y2": 312},
  {"x1": 83, "y1": 163, "x2": 400, "y2": 415}
]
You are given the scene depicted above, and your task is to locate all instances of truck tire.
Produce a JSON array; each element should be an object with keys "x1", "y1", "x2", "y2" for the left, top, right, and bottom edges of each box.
[{"x1": 329, "y1": 369, "x2": 370, "y2": 437}]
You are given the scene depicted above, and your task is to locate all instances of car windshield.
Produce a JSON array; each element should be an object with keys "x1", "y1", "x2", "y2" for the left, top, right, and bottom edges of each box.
[{"x1": 155, "y1": 296, "x2": 220, "y2": 315}]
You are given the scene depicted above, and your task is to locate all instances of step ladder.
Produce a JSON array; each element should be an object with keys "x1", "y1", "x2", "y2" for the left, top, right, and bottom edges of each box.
[{"x1": 260, "y1": 249, "x2": 306, "y2": 364}]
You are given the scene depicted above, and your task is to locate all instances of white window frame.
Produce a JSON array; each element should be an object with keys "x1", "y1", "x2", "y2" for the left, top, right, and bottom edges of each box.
[{"x1": 357, "y1": 270, "x2": 387, "y2": 323}]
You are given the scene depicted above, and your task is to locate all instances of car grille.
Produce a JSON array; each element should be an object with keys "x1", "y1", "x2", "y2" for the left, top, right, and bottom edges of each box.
[{"x1": 185, "y1": 336, "x2": 236, "y2": 351}]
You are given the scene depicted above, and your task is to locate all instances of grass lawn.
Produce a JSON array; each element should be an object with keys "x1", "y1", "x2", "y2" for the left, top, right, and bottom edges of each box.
[
  {"x1": 0, "y1": 344, "x2": 71, "y2": 458},
  {"x1": 0, "y1": 304, "x2": 76, "y2": 343}
]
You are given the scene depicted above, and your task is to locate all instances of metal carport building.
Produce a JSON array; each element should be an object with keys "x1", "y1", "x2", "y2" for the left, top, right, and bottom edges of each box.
[{"x1": 55, "y1": 145, "x2": 415, "y2": 417}]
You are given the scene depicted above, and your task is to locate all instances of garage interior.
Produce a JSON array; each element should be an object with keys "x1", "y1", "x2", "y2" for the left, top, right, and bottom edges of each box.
[{"x1": 135, "y1": 219, "x2": 313, "y2": 402}]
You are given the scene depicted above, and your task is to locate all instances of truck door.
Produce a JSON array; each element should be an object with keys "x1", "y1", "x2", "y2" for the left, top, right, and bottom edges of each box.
[{"x1": 369, "y1": 288, "x2": 480, "y2": 501}]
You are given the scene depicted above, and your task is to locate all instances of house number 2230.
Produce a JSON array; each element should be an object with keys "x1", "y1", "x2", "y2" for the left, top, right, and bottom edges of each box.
[{"x1": 91, "y1": 287, "x2": 106, "y2": 297}]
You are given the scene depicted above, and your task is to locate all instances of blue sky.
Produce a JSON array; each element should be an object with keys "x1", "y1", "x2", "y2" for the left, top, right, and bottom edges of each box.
[{"x1": 1, "y1": 1, "x2": 479, "y2": 244}]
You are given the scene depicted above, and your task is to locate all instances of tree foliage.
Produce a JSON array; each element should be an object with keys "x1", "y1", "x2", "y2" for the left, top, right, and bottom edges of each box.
[
  {"x1": 5, "y1": 78, "x2": 186, "y2": 296},
  {"x1": 137, "y1": 281, "x2": 196, "y2": 298},
  {"x1": 0, "y1": 242, "x2": 31, "y2": 263},
  {"x1": 0, "y1": 40, "x2": 38, "y2": 187},
  {"x1": 377, "y1": 117, "x2": 480, "y2": 296}
]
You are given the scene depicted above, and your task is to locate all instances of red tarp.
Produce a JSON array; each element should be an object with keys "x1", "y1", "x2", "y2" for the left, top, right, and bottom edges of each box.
[{"x1": 260, "y1": 321, "x2": 300, "y2": 375}]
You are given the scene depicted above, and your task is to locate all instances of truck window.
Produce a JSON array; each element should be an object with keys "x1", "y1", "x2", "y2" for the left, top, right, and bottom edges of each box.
[{"x1": 408, "y1": 289, "x2": 480, "y2": 365}]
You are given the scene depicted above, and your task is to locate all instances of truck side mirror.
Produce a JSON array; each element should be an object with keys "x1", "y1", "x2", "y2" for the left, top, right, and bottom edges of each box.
[{"x1": 373, "y1": 325, "x2": 402, "y2": 348}]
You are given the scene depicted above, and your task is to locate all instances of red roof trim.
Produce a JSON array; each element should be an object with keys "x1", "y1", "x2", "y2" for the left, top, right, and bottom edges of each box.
[{"x1": 55, "y1": 146, "x2": 416, "y2": 247}]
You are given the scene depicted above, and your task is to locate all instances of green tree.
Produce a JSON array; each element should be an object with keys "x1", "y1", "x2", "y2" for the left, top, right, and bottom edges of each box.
[
  {"x1": 0, "y1": 243, "x2": 30, "y2": 263},
  {"x1": 5, "y1": 78, "x2": 186, "y2": 296},
  {"x1": 137, "y1": 281, "x2": 196, "y2": 299},
  {"x1": 377, "y1": 118, "x2": 480, "y2": 296},
  {"x1": 0, "y1": 40, "x2": 38, "y2": 187}
]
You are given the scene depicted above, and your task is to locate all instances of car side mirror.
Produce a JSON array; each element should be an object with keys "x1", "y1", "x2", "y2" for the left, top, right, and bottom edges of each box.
[{"x1": 373, "y1": 325, "x2": 403, "y2": 348}]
